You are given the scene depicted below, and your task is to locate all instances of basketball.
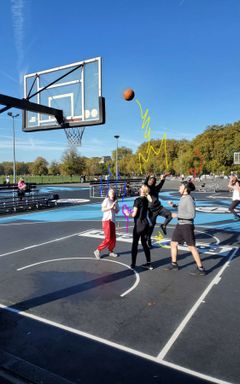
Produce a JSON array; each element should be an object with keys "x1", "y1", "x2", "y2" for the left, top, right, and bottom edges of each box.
[{"x1": 123, "y1": 88, "x2": 135, "y2": 101}]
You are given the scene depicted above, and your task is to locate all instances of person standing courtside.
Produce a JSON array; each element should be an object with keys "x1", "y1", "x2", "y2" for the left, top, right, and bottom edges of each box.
[
  {"x1": 94, "y1": 188, "x2": 119, "y2": 259},
  {"x1": 144, "y1": 173, "x2": 172, "y2": 247},
  {"x1": 124, "y1": 184, "x2": 153, "y2": 270}
]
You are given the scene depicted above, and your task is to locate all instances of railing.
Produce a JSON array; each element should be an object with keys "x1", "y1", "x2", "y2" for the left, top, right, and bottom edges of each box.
[{"x1": 89, "y1": 178, "x2": 144, "y2": 198}]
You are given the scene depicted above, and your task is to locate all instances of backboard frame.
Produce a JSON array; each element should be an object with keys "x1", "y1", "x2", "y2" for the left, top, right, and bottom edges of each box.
[{"x1": 22, "y1": 57, "x2": 105, "y2": 132}]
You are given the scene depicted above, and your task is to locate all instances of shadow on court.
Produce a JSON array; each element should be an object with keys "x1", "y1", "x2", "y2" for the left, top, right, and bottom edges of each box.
[{"x1": 0, "y1": 309, "x2": 209, "y2": 384}]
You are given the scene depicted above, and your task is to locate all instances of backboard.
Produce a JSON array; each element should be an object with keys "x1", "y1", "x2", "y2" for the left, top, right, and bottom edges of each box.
[{"x1": 23, "y1": 57, "x2": 105, "y2": 132}]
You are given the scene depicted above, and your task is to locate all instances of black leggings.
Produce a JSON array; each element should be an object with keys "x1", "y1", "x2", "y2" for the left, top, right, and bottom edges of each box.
[
  {"x1": 229, "y1": 200, "x2": 240, "y2": 216},
  {"x1": 148, "y1": 207, "x2": 172, "y2": 239},
  {"x1": 131, "y1": 226, "x2": 150, "y2": 267}
]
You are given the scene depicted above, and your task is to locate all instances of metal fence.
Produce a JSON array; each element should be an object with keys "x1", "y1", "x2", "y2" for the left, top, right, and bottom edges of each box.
[{"x1": 89, "y1": 178, "x2": 144, "y2": 199}]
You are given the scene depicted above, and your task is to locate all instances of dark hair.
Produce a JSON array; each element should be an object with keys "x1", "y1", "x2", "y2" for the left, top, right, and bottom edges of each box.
[
  {"x1": 149, "y1": 175, "x2": 156, "y2": 182},
  {"x1": 181, "y1": 181, "x2": 195, "y2": 194}
]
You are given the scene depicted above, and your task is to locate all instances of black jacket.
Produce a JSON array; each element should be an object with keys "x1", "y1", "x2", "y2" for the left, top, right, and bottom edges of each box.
[{"x1": 143, "y1": 176, "x2": 165, "y2": 212}]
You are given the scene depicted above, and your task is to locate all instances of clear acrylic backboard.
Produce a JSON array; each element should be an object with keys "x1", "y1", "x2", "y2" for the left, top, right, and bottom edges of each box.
[{"x1": 23, "y1": 57, "x2": 105, "y2": 132}]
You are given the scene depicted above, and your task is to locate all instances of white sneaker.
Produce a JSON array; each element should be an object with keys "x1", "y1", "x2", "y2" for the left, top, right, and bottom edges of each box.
[
  {"x1": 94, "y1": 249, "x2": 100, "y2": 259},
  {"x1": 109, "y1": 252, "x2": 118, "y2": 257}
]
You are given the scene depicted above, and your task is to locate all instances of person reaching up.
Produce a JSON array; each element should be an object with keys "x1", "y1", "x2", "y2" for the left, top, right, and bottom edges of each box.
[{"x1": 144, "y1": 173, "x2": 172, "y2": 247}]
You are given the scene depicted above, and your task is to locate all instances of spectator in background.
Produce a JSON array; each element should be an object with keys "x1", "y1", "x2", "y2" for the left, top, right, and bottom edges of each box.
[
  {"x1": 5, "y1": 175, "x2": 10, "y2": 185},
  {"x1": 126, "y1": 181, "x2": 132, "y2": 197},
  {"x1": 17, "y1": 178, "x2": 27, "y2": 200}
]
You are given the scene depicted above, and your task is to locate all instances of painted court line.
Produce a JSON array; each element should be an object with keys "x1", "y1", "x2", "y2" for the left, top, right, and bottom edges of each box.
[
  {"x1": 17, "y1": 257, "x2": 140, "y2": 298},
  {"x1": 157, "y1": 248, "x2": 238, "y2": 361},
  {"x1": 0, "y1": 230, "x2": 89, "y2": 259},
  {"x1": 0, "y1": 303, "x2": 232, "y2": 384}
]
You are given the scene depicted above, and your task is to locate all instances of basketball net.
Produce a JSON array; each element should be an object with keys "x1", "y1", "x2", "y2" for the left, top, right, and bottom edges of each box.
[{"x1": 64, "y1": 126, "x2": 85, "y2": 146}]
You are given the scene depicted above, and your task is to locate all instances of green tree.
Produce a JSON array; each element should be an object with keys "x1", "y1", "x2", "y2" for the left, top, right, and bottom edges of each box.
[
  {"x1": 84, "y1": 157, "x2": 105, "y2": 177},
  {"x1": 16, "y1": 162, "x2": 30, "y2": 175},
  {"x1": 0, "y1": 164, "x2": 4, "y2": 175},
  {"x1": 48, "y1": 161, "x2": 61, "y2": 175},
  {"x1": 61, "y1": 148, "x2": 85, "y2": 176},
  {"x1": 2, "y1": 162, "x2": 13, "y2": 176},
  {"x1": 111, "y1": 147, "x2": 133, "y2": 175},
  {"x1": 31, "y1": 157, "x2": 49, "y2": 175}
]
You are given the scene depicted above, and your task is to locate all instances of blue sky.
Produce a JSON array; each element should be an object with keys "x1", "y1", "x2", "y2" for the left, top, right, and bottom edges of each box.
[{"x1": 0, "y1": 0, "x2": 240, "y2": 163}]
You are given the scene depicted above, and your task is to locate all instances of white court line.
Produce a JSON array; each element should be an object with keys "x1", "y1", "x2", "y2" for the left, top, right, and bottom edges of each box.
[
  {"x1": 0, "y1": 225, "x2": 235, "y2": 383},
  {"x1": 157, "y1": 248, "x2": 239, "y2": 361},
  {"x1": 195, "y1": 229, "x2": 220, "y2": 245},
  {"x1": 0, "y1": 229, "x2": 91, "y2": 259},
  {"x1": 17, "y1": 257, "x2": 140, "y2": 298},
  {"x1": 0, "y1": 303, "x2": 233, "y2": 384}
]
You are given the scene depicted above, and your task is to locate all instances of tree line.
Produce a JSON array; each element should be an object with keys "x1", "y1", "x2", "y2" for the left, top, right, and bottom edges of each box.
[{"x1": 1, "y1": 122, "x2": 240, "y2": 178}]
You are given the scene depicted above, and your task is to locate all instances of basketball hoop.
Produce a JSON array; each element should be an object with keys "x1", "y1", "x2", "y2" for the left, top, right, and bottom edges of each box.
[
  {"x1": 64, "y1": 118, "x2": 85, "y2": 146},
  {"x1": 64, "y1": 126, "x2": 85, "y2": 146}
]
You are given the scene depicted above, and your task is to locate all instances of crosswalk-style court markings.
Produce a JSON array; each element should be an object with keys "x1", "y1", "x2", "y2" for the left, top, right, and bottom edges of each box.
[{"x1": 78, "y1": 228, "x2": 235, "y2": 258}]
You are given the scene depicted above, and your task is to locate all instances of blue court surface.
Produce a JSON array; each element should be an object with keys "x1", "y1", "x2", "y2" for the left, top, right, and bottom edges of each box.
[{"x1": 0, "y1": 185, "x2": 239, "y2": 384}]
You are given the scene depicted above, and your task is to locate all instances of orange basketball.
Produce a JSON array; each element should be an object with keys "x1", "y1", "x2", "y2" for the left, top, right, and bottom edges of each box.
[{"x1": 123, "y1": 88, "x2": 135, "y2": 101}]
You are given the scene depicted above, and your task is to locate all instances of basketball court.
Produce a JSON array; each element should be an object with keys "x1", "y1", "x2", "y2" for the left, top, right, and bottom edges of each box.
[
  {"x1": 0, "y1": 184, "x2": 239, "y2": 384},
  {"x1": 0, "y1": 57, "x2": 240, "y2": 383}
]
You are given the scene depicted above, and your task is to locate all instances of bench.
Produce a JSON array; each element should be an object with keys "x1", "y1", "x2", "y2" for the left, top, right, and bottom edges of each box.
[{"x1": 0, "y1": 184, "x2": 58, "y2": 214}]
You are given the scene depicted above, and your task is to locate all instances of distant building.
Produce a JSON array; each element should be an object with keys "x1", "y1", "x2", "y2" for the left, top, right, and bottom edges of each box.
[{"x1": 99, "y1": 156, "x2": 111, "y2": 164}]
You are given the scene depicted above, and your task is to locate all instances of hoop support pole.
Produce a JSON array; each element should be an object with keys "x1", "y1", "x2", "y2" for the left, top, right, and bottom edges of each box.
[{"x1": 0, "y1": 93, "x2": 64, "y2": 124}]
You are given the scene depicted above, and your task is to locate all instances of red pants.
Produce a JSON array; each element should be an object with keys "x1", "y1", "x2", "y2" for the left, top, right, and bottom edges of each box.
[{"x1": 97, "y1": 220, "x2": 116, "y2": 252}]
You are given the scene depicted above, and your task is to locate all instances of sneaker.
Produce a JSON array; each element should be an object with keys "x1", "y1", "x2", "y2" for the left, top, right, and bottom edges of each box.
[
  {"x1": 130, "y1": 264, "x2": 136, "y2": 269},
  {"x1": 189, "y1": 267, "x2": 206, "y2": 276},
  {"x1": 164, "y1": 262, "x2": 179, "y2": 271},
  {"x1": 142, "y1": 263, "x2": 154, "y2": 270},
  {"x1": 109, "y1": 251, "x2": 118, "y2": 257},
  {"x1": 160, "y1": 224, "x2": 167, "y2": 235},
  {"x1": 94, "y1": 249, "x2": 100, "y2": 259}
]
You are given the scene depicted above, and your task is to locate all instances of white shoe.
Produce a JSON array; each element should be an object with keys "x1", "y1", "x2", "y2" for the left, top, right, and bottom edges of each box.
[
  {"x1": 109, "y1": 252, "x2": 118, "y2": 257},
  {"x1": 94, "y1": 249, "x2": 100, "y2": 259}
]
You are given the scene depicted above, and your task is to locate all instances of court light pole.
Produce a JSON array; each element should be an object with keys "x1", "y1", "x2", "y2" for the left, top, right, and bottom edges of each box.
[
  {"x1": 8, "y1": 112, "x2": 19, "y2": 184},
  {"x1": 114, "y1": 135, "x2": 120, "y2": 179}
]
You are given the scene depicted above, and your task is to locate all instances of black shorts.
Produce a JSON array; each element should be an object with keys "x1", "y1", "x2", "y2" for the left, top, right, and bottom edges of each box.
[{"x1": 171, "y1": 224, "x2": 196, "y2": 246}]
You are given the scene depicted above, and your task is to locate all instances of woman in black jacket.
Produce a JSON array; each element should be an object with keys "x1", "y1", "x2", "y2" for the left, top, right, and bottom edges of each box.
[{"x1": 124, "y1": 184, "x2": 153, "y2": 270}]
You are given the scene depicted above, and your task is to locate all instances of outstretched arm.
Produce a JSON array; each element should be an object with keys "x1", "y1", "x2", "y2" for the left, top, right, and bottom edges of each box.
[
  {"x1": 156, "y1": 172, "x2": 170, "y2": 191},
  {"x1": 143, "y1": 174, "x2": 150, "y2": 185}
]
